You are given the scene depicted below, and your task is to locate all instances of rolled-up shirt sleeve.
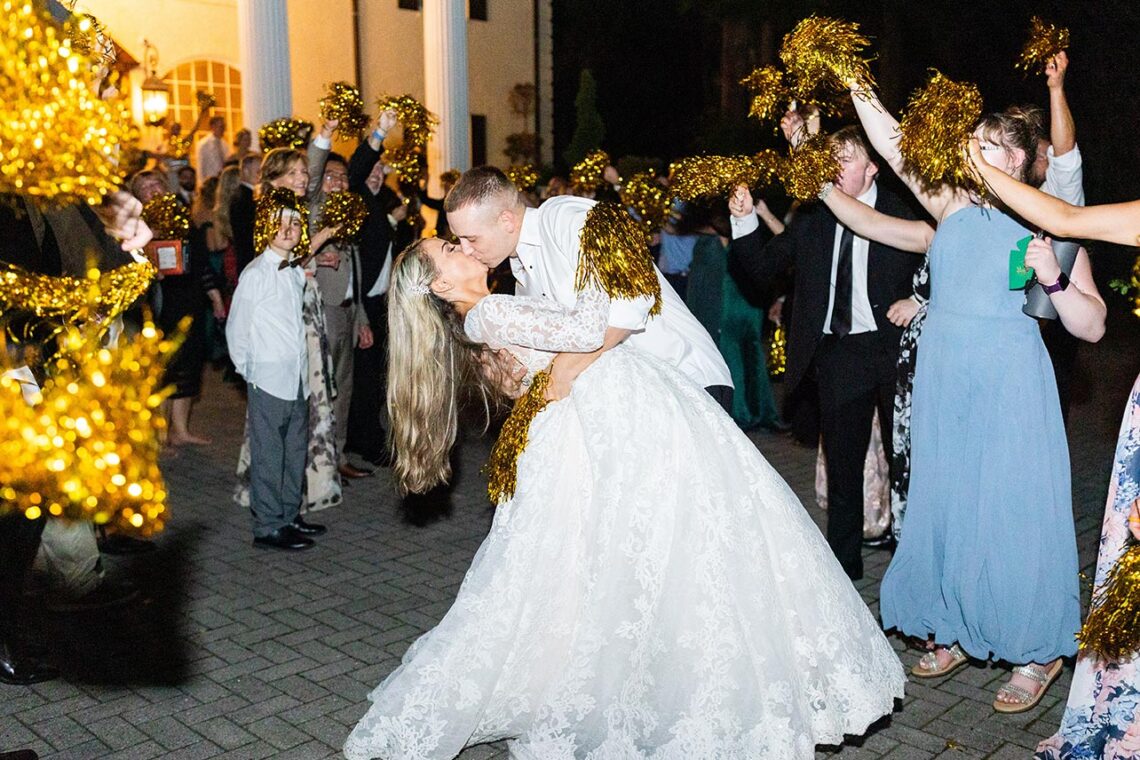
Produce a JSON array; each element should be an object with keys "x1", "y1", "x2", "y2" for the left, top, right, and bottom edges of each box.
[{"x1": 1041, "y1": 143, "x2": 1085, "y2": 207}]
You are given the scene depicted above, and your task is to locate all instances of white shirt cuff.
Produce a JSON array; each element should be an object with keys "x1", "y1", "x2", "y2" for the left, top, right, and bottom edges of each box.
[
  {"x1": 313, "y1": 135, "x2": 332, "y2": 150},
  {"x1": 730, "y1": 213, "x2": 760, "y2": 240}
]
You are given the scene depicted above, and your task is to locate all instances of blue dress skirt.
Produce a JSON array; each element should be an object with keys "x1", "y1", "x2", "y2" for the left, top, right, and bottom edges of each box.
[{"x1": 880, "y1": 206, "x2": 1080, "y2": 664}]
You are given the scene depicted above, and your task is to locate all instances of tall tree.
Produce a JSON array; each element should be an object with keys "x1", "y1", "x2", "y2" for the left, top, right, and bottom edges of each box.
[{"x1": 563, "y1": 69, "x2": 606, "y2": 167}]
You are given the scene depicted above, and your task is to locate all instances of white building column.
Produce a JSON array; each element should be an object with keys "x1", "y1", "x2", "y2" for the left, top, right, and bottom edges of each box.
[
  {"x1": 237, "y1": 0, "x2": 293, "y2": 149},
  {"x1": 423, "y1": 0, "x2": 469, "y2": 195}
]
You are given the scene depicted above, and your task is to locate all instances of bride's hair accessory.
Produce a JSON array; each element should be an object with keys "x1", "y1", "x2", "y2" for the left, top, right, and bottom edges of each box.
[{"x1": 409, "y1": 282, "x2": 431, "y2": 296}]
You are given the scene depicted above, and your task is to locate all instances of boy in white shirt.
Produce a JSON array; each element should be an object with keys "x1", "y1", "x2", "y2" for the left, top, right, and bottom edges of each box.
[{"x1": 226, "y1": 189, "x2": 324, "y2": 550}]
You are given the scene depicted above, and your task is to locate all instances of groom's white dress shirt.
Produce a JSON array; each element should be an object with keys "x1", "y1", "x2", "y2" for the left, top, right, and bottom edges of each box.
[{"x1": 512, "y1": 196, "x2": 732, "y2": 390}]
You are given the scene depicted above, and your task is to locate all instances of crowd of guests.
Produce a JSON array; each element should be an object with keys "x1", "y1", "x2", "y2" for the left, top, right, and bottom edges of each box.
[{"x1": 3, "y1": 18, "x2": 1139, "y2": 757}]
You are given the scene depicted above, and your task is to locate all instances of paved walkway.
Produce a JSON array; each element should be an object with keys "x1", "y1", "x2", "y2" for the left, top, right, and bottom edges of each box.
[{"x1": 2, "y1": 328, "x2": 1137, "y2": 760}]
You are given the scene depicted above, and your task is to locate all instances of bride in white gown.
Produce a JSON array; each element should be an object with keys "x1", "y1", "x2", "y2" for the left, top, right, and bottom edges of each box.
[{"x1": 343, "y1": 238, "x2": 905, "y2": 760}]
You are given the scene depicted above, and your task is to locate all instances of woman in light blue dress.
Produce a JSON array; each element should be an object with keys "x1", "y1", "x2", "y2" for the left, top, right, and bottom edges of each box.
[{"x1": 847, "y1": 84, "x2": 1106, "y2": 712}]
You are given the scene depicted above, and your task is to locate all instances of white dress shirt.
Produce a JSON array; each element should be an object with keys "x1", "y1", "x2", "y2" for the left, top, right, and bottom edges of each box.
[
  {"x1": 1041, "y1": 143, "x2": 1084, "y2": 206},
  {"x1": 195, "y1": 133, "x2": 229, "y2": 183},
  {"x1": 822, "y1": 182, "x2": 878, "y2": 335},
  {"x1": 226, "y1": 249, "x2": 309, "y2": 401},
  {"x1": 513, "y1": 196, "x2": 732, "y2": 389}
]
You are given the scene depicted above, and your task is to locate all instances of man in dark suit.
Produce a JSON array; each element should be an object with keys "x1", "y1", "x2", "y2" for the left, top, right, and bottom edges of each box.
[
  {"x1": 729, "y1": 118, "x2": 921, "y2": 580},
  {"x1": 345, "y1": 119, "x2": 414, "y2": 464},
  {"x1": 230, "y1": 153, "x2": 261, "y2": 276}
]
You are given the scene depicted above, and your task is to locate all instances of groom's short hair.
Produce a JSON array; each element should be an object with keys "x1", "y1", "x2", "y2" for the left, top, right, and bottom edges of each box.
[{"x1": 444, "y1": 166, "x2": 520, "y2": 214}]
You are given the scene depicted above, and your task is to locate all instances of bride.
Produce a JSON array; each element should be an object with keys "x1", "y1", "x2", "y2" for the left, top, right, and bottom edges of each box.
[{"x1": 343, "y1": 237, "x2": 906, "y2": 759}]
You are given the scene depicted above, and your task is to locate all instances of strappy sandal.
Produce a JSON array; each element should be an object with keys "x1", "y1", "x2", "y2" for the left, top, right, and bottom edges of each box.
[
  {"x1": 911, "y1": 644, "x2": 969, "y2": 679},
  {"x1": 993, "y1": 660, "x2": 1063, "y2": 714}
]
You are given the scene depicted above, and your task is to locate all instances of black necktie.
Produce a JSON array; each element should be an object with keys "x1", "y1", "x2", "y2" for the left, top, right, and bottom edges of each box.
[{"x1": 830, "y1": 226, "x2": 854, "y2": 338}]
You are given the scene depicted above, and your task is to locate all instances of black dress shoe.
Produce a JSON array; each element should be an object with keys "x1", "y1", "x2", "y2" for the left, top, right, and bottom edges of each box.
[
  {"x1": 863, "y1": 534, "x2": 897, "y2": 551},
  {"x1": 291, "y1": 517, "x2": 327, "y2": 536},
  {"x1": 252, "y1": 526, "x2": 314, "y2": 551},
  {"x1": 0, "y1": 643, "x2": 58, "y2": 685}
]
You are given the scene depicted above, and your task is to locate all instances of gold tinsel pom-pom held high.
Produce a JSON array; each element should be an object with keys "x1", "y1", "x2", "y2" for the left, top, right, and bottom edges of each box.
[
  {"x1": 320, "y1": 81, "x2": 370, "y2": 140},
  {"x1": 619, "y1": 171, "x2": 671, "y2": 234},
  {"x1": 376, "y1": 94, "x2": 438, "y2": 150},
  {"x1": 570, "y1": 149, "x2": 611, "y2": 194},
  {"x1": 258, "y1": 118, "x2": 314, "y2": 150},
  {"x1": 576, "y1": 202, "x2": 662, "y2": 316},
  {"x1": 780, "y1": 15, "x2": 876, "y2": 114},
  {"x1": 779, "y1": 134, "x2": 841, "y2": 201},
  {"x1": 141, "y1": 193, "x2": 191, "y2": 241},
  {"x1": 740, "y1": 65, "x2": 790, "y2": 125},
  {"x1": 0, "y1": 261, "x2": 154, "y2": 328},
  {"x1": 1078, "y1": 544, "x2": 1140, "y2": 662},
  {"x1": 897, "y1": 70, "x2": 984, "y2": 192},
  {"x1": 254, "y1": 187, "x2": 310, "y2": 258},
  {"x1": 1017, "y1": 17, "x2": 1070, "y2": 73},
  {"x1": 320, "y1": 190, "x2": 368, "y2": 242},
  {"x1": 484, "y1": 369, "x2": 552, "y2": 505},
  {"x1": 0, "y1": 319, "x2": 181, "y2": 534},
  {"x1": 1, "y1": 1, "x2": 137, "y2": 206},
  {"x1": 669, "y1": 151, "x2": 782, "y2": 201},
  {"x1": 505, "y1": 164, "x2": 539, "y2": 192}
]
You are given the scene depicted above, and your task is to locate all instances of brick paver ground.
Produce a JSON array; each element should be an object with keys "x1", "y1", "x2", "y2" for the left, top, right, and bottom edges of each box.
[{"x1": 3, "y1": 326, "x2": 1137, "y2": 760}]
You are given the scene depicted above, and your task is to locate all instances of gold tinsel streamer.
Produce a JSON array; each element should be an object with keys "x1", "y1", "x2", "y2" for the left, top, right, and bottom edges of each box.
[
  {"x1": 381, "y1": 146, "x2": 428, "y2": 184},
  {"x1": 320, "y1": 81, "x2": 370, "y2": 140},
  {"x1": 897, "y1": 70, "x2": 984, "y2": 192},
  {"x1": 1017, "y1": 17, "x2": 1070, "y2": 73},
  {"x1": 505, "y1": 164, "x2": 539, "y2": 192},
  {"x1": 141, "y1": 193, "x2": 191, "y2": 241},
  {"x1": 0, "y1": 319, "x2": 180, "y2": 534},
  {"x1": 669, "y1": 151, "x2": 783, "y2": 201},
  {"x1": 1077, "y1": 544, "x2": 1140, "y2": 661},
  {"x1": 0, "y1": 261, "x2": 154, "y2": 329},
  {"x1": 740, "y1": 65, "x2": 790, "y2": 124},
  {"x1": 575, "y1": 202, "x2": 662, "y2": 316},
  {"x1": 258, "y1": 118, "x2": 314, "y2": 150},
  {"x1": 767, "y1": 323, "x2": 787, "y2": 377},
  {"x1": 779, "y1": 134, "x2": 841, "y2": 201},
  {"x1": 1, "y1": 1, "x2": 138, "y2": 206},
  {"x1": 570, "y1": 149, "x2": 611, "y2": 194},
  {"x1": 319, "y1": 190, "x2": 368, "y2": 242},
  {"x1": 62, "y1": 9, "x2": 110, "y2": 65},
  {"x1": 166, "y1": 131, "x2": 193, "y2": 160},
  {"x1": 376, "y1": 94, "x2": 438, "y2": 150},
  {"x1": 254, "y1": 186, "x2": 310, "y2": 258},
  {"x1": 619, "y1": 171, "x2": 670, "y2": 234},
  {"x1": 779, "y1": 15, "x2": 876, "y2": 115},
  {"x1": 196, "y1": 90, "x2": 216, "y2": 111},
  {"x1": 484, "y1": 369, "x2": 552, "y2": 504}
]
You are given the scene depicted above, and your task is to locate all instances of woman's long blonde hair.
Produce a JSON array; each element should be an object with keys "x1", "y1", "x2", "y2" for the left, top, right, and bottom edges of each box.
[
  {"x1": 213, "y1": 165, "x2": 242, "y2": 242},
  {"x1": 387, "y1": 240, "x2": 505, "y2": 494}
]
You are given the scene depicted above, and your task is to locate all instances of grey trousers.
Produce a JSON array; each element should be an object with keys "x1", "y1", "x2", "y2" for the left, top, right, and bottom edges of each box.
[
  {"x1": 323, "y1": 302, "x2": 356, "y2": 463},
  {"x1": 248, "y1": 383, "x2": 308, "y2": 537}
]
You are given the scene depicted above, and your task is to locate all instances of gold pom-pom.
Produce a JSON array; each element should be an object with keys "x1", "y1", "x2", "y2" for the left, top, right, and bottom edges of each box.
[
  {"x1": 141, "y1": 193, "x2": 191, "y2": 241},
  {"x1": 780, "y1": 15, "x2": 876, "y2": 115},
  {"x1": 63, "y1": 10, "x2": 111, "y2": 65},
  {"x1": 740, "y1": 65, "x2": 790, "y2": 124},
  {"x1": 768, "y1": 323, "x2": 787, "y2": 377},
  {"x1": 254, "y1": 187, "x2": 310, "y2": 258},
  {"x1": 619, "y1": 171, "x2": 670, "y2": 233},
  {"x1": 898, "y1": 70, "x2": 984, "y2": 192},
  {"x1": 1077, "y1": 544, "x2": 1140, "y2": 661},
  {"x1": 166, "y1": 131, "x2": 193, "y2": 160},
  {"x1": 0, "y1": 2, "x2": 138, "y2": 206},
  {"x1": 258, "y1": 118, "x2": 314, "y2": 150},
  {"x1": 0, "y1": 319, "x2": 180, "y2": 534},
  {"x1": 319, "y1": 81, "x2": 370, "y2": 140},
  {"x1": 1017, "y1": 17, "x2": 1070, "y2": 73},
  {"x1": 505, "y1": 164, "x2": 539, "y2": 192},
  {"x1": 381, "y1": 146, "x2": 428, "y2": 184},
  {"x1": 196, "y1": 90, "x2": 216, "y2": 111},
  {"x1": 484, "y1": 369, "x2": 552, "y2": 504},
  {"x1": 570, "y1": 149, "x2": 611, "y2": 194},
  {"x1": 669, "y1": 151, "x2": 783, "y2": 201},
  {"x1": 319, "y1": 190, "x2": 368, "y2": 242},
  {"x1": 576, "y1": 202, "x2": 661, "y2": 316},
  {"x1": 376, "y1": 94, "x2": 438, "y2": 150},
  {"x1": 0, "y1": 261, "x2": 154, "y2": 332},
  {"x1": 778, "y1": 133, "x2": 840, "y2": 201}
]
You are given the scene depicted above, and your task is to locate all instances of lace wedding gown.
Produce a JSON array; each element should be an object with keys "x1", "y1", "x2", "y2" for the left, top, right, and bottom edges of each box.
[{"x1": 344, "y1": 291, "x2": 905, "y2": 760}]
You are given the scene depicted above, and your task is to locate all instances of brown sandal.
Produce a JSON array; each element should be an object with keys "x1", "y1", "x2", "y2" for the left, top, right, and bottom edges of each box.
[
  {"x1": 911, "y1": 644, "x2": 969, "y2": 679},
  {"x1": 993, "y1": 660, "x2": 1063, "y2": 714}
]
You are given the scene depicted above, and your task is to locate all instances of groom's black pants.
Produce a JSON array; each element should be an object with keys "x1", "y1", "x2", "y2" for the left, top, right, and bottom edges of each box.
[{"x1": 814, "y1": 333, "x2": 898, "y2": 581}]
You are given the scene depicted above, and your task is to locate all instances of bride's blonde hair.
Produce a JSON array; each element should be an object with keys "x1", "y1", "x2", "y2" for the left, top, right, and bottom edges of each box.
[{"x1": 387, "y1": 240, "x2": 505, "y2": 494}]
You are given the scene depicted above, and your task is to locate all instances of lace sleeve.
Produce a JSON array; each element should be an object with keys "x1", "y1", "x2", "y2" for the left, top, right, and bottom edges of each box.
[{"x1": 467, "y1": 289, "x2": 609, "y2": 353}]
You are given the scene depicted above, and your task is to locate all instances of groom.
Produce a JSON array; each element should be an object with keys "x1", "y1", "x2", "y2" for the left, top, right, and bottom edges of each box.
[{"x1": 445, "y1": 166, "x2": 732, "y2": 406}]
